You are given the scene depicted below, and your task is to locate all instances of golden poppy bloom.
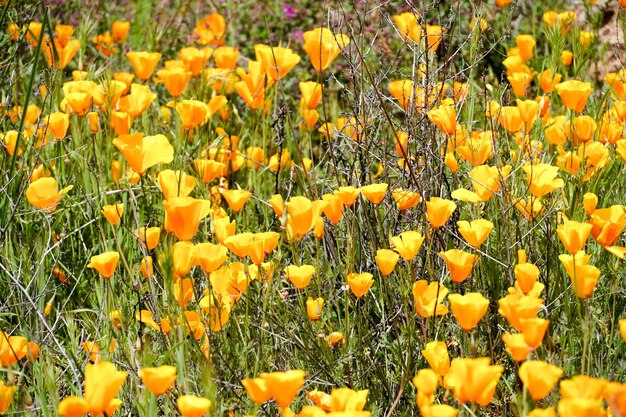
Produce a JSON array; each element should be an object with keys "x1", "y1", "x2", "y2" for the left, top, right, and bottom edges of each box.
[
  {"x1": 422, "y1": 341, "x2": 450, "y2": 377},
  {"x1": 519, "y1": 361, "x2": 563, "y2": 401},
  {"x1": 171, "y1": 241, "x2": 196, "y2": 277},
  {"x1": 126, "y1": 51, "x2": 162, "y2": 81},
  {"x1": 194, "y1": 159, "x2": 226, "y2": 184},
  {"x1": 179, "y1": 47, "x2": 212, "y2": 76},
  {"x1": 426, "y1": 197, "x2": 456, "y2": 229},
  {"x1": 391, "y1": 231, "x2": 425, "y2": 261},
  {"x1": 427, "y1": 103, "x2": 456, "y2": 136},
  {"x1": 360, "y1": 183, "x2": 388, "y2": 205},
  {"x1": 498, "y1": 293, "x2": 543, "y2": 331},
  {"x1": 2, "y1": 131, "x2": 21, "y2": 157},
  {"x1": 241, "y1": 378, "x2": 272, "y2": 404},
  {"x1": 117, "y1": 83, "x2": 157, "y2": 117},
  {"x1": 193, "y1": 12, "x2": 226, "y2": 46},
  {"x1": 259, "y1": 370, "x2": 306, "y2": 408},
  {"x1": 522, "y1": 163, "x2": 564, "y2": 198},
  {"x1": 193, "y1": 243, "x2": 228, "y2": 273},
  {"x1": 559, "y1": 251, "x2": 601, "y2": 299},
  {"x1": 448, "y1": 292, "x2": 489, "y2": 332},
  {"x1": 306, "y1": 297, "x2": 324, "y2": 320},
  {"x1": 457, "y1": 219, "x2": 493, "y2": 248},
  {"x1": 235, "y1": 60, "x2": 272, "y2": 110},
  {"x1": 439, "y1": 249, "x2": 479, "y2": 283},
  {"x1": 508, "y1": 72, "x2": 532, "y2": 97},
  {"x1": 87, "y1": 251, "x2": 120, "y2": 278},
  {"x1": 177, "y1": 395, "x2": 211, "y2": 417},
  {"x1": 302, "y1": 27, "x2": 349, "y2": 72},
  {"x1": 375, "y1": 249, "x2": 400, "y2": 277},
  {"x1": 555, "y1": 80, "x2": 592, "y2": 113},
  {"x1": 175, "y1": 99, "x2": 209, "y2": 131},
  {"x1": 45, "y1": 112, "x2": 69, "y2": 140},
  {"x1": 111, "y1": 21, "x2": 130, "y2": 44},
  {"x1": 221, "y1": 189, "x2": 251, "y2": 212},
  {"x1": 284, "y1": 265, "x2": 316, "y2": 289},
  {"x1": 0, "y1": 333, "x2": 28, "y2": 367},
  {"x1": 391, "y1": 188, "x2": 421, "y2": 211},
  {"x1": 514, "y1": 256, "x2": 540, "y2": 295},
  {"x1": 43, "y1": 38, "x2": 81, "y2": 69},
  {"x1": 392, "y1": 12, "x2": 421, "y2": 44},
  {"x1": 163, "y1": 196, "x2": 212, "y2": 241},
  {"x1": 0, "y1": 382, "x2": 16, "y2": 414},
  {"x1": 321, "y1": 193, "x2": 344, "y2": 224},
  {"x1": 412, "y1": 280, "x2": 448, "y2": 318},
  {"x1": 502, "y1": 333, "x2": 531, "y2": 362},
  {"x1": 424, "y1": 24, "x2": 445, "y2": 52},
  {"x1": 58, "y1": 396, "x2": 88, "y2": 417},
  {"x1": 445, "y1": 358, "x2": 503, "y2": 406},
  {"x1": 515, "y1": 34, "x2": 535, "y2": 61},
  {"x1": 557, "y1": 221, "x2": 592, "y2": 254},
  {"x1": 158, "y1": 170, "x2": 197, "y2": 200},
  {"x1": 299, "y1": 81, "x2": 323, "y2": 110},
  {"x1": 134, "y1": 226, "x2": 161, "y2": 251},
  {"x1": 285, "y1": 196, "x2": 327, "y2": 242},
  {"x1": 113, "y1": 133, "x2": 174, "y2": 175},
  {"x1": 520, "y1": 317, "x2": 549, "y2": 348},
  {"x1": 254, "y1": 44, "x2": 301, "y2": 81},
  {"x1": 101, "y1": 203, "x2": 124, "y2": 225},
  {"x1": 156, "y1": 68, "x2": 192, "y2": 98},
  {"x1": 84, "y1": 361, "x2": 127, "y2": 415},
  {"x1": 26, "y1": 177, "x2": 73, "y2": 212},
  {"x1": 347, "y1": 272, "x2": 374, "y2": 298},
  {"x1": 589, "y1": 205, "x2": 626, "y2": 247},
  {"x1": 139, "y1": 365, "x2": 177, "y2": 395}
]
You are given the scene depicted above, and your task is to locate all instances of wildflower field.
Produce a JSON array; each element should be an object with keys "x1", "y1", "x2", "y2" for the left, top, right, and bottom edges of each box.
[{"x1": 3, "y1": 0, "x2": 626, "y2": 415}]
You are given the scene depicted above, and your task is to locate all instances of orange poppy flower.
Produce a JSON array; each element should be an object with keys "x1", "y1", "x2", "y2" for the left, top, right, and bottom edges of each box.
[
  {"x1": 139, "y1": 365, "x2": 177, "y2": 395},
  {"x1": 221, "y1": 189, "x2": 251, "y2": 212},
  {"x1": 502, "y1": 333, "x2": 531, "y2": 362},
  {"x1": 177, "y1": 395, "x2": 211, "y2": 417},
  {"x1": 448, "y1": 292, "x2": 489, "y2": 331},
  {"x1": 193, "y1": 12, "x2": 226, "y2": 46},
  {"x1": 426, "y1": 197, "x2": 456, "y2": 229},
  {"x1": 156, "y1": 68, "x2": 192, "y2": 98},
  {"x1": 126, "y1": 51, "x2": 162, "y2": 81},
  {"x1": 444, "y1": 358, "x2": 503, "y2": 406},
  {"x1": 284, "y1": 265, "x2": 315, "y2": 289},
  {"x1": 519, "y1": 361, "x2": 563, "y2": 401},
  {"x1": 391, "y1": 188, "x2": 421, "y2": 211},
  {"x1": 254, "y1": 44, "x2": 301, "y2": 81},
  {"x1": 193, "y1": 243, "x2": 228, "y2": 273},
  {"x1": 163, "y1": 197, "x2": 212, "y2": 241},
  {"x1": 360, "y1": 183, "x2": 388, "y2": 205},
  {"x1": 111, "y1": 21, "x2": 130, "y2": 43},
  {"x1": 457, "y1": 219, "x2": 493, "y2": 248},
  {"x1": 347, "y1": 272, "x2": 374, "y2": 298},
  {"x1": 557, "y1": 221, "x2": 592, "y2": 254},
  {"x1": 306, "y1": 297, "x2": 324, "y2": 321},
  {"x1": 302, "y1": 27, "x2": 349, "y2": 72},
  {"x1": 112, "y1": 133, "x2": 174, "y2": 175},
  {"x1": 555, "y1": 80, "x2": 592, "y2": 113},
  {"x1": 101, "y1": 203, "x2": 124, "y2": 225},
  {"x1": 439, "y1": 249, "x2": 479, "y2": 283},
  {"x1": 158, "y1": 170, "x2": 197, "y2": 200},
  {"x1": 412, "y1": 280, "x2": 448, "y2": 318},
  {"x1": 375, "y1": 249, "x2": 400, "y2": 276},
  {"x1": 87, "y1": 252, "x2": 120, "y2": 278},
  {"x1": 84, "y1": 361, "x2": 127, "y2": 415},
  {"x1": 26, "y1": 177, "x2": 73, "y2": 212},
  {"x1": 559, "y1": 251, "x2": 601, "y2": 299},
  {"x1": 427, "y1": 103, "x2": 456, "y2": 136}
]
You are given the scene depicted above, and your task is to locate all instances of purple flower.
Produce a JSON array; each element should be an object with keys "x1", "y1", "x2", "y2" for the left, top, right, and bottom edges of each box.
[{"x1": 283, "y1": 6, "x2": 297, "y2": 20}]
